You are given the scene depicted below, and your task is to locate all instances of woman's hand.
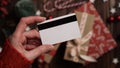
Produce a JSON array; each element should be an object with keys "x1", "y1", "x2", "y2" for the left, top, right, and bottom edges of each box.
[{"x1": 8, "y1": 16, "x2": 54, "y2": 61}]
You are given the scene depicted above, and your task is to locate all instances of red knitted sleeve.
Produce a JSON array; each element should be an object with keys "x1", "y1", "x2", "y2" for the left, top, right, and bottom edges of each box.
[{"x1": 0, "y1": 39, "x2": 32, "y2": 68}]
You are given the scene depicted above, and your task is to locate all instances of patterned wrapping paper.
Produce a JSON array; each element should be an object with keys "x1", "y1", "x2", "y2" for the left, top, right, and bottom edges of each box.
[{"x1": 64, "y1": 2, "x2": 117, "y2": 64}]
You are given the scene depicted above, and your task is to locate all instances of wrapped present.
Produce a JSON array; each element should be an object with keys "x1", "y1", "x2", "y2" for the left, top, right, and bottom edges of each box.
[
  {"x1": 64, "y1": 11, "x2": 95, "y2": 64},
  {"x1": 64, "y1": 2, "x2": 117, "y2": 64}
]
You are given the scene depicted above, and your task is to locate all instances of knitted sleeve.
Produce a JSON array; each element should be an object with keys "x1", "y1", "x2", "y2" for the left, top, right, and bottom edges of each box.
[{"x1": 0, "y1": 39, "x2": 32, "y2": 68}]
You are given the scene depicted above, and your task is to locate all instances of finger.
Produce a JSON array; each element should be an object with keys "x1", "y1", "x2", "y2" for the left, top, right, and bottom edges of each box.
[
  {"x1": 14, "y1": 16, "x2": 46, "y2": 36},
  {"x1": 24, "y1": 44, "x2": 38, "y2": 50},
  {"x1": 26, "y1": 45, "x2": 54, "y2": 61},
  {"x1": 24, "y1": 29, "x2": 40, "y2": 39},
  {"x1": 27, "y1": 39, "x2": 42, "y2": 46}
]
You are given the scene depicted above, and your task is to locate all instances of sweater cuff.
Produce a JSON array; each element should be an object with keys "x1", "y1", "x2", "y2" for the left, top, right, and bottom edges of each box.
[{"x1": 0, "y1": 39, "x2": 32, "y2": 68}]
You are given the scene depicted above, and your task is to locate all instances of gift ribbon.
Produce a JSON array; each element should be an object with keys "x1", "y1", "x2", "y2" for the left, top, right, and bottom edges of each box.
[
  {"x1": 77, "y1": 31, "x2": 92, "y2": 53},
  {"x1": 79, "y1": 12, "x2": 88, "y2": 37},
  {"x1": 70, "y1": 12, "x2": 96, "y2": 62}
]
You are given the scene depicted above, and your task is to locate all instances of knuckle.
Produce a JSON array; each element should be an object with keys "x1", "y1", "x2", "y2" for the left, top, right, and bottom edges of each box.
[{"x1": 20, "y1": 17, "x2": 27, "y2": 22}]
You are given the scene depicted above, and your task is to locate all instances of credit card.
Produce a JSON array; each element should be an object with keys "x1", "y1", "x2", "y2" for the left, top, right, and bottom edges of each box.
[{"x1": 37, "y1": 13, "x2": 81, "y2": 44}]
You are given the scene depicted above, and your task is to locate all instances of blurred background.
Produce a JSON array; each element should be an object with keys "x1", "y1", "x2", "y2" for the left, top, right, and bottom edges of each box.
[{"x1": 0, "y1": 0, "x2": 120, "y2": 68}]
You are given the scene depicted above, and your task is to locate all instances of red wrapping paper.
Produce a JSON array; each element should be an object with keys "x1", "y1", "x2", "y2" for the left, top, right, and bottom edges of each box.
[{"x1": 75, "y1": 2, "x2": 117, "y2": 59}]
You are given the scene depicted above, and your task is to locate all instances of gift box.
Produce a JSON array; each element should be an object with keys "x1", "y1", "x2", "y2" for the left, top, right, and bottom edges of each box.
[{"x1": 64, "y1": 2, "x2": 117, "y2": 64}]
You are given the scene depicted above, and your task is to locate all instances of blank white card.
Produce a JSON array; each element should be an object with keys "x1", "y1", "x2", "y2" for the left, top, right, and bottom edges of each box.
[{"x1": 37, "y1": 13, "x2": 81, "y2": 44}]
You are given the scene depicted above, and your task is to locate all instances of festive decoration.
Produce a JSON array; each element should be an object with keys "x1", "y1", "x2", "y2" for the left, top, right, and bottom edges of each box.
[
  {"x1": 110, "y1": 16, "x2": 115, "y2": 22},
  {"x1": 119, "y1": 2, "x2": 120, "y2": 8},
  {"x1": 0, "y1": 47, "x2": 2, "y2": 53},
  {"x1": 90, "y1": 0, "x2": 109, "y2": 3},
  {"x1": 107, "y1": 15, "x2": 120, "y2": 23},
  {"x1": 108, "y1": 16, "x2": 115, "y2": 23},
  {"x1": 112, "y1": 58, "x2": 119, "y2": 64},
  {"x1": 103, "y1": 0, "x2": 108, "y2": 2},
  {"x1": 43, "y1": 0, "x2": 86, "y2": 12},
  {"x1": 64, "y1": 2, "x2": 117, "y2": 64},
  {"x1": 48, "y1": 15, "x2": 53, "y2": 19},
  {"x1": 0, "y1": 0, "x2": 19, "y2": 38},
  {"x1": 110, "y1": 8, "x2": 116, "y2": 14},
  {"x1": 36, "y1": 10, "x2": 41, "y2": 16},
  {"x1": 89, "y1": 0, "x2": 95, "y2": 3},
  {"x1": 117, "y1": 15, "x2": 120, "y2": 21},
  {"x1": 107, "y1": 0, "x2": 120, "y2": 23},
  {"x1": 0, "y1": 0, "x2": 10, "y2": 18},
  {"x1": 15, "y1": 0, "x2": 36, "y2": 18}
]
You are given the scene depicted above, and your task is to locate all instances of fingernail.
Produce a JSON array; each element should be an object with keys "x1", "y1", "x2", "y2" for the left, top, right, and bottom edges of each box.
[
  {"x1": 47, "y1": 45, "x2": 54, "y2": 50},
  {"x1": 42, "y1": 17, "x2": 46, "y2": 20},
  {"x1": 49, "y1": 45, "x2": 54, "y2": 49},
  {"x1": 43, "y1": 44, "x2": 54, "y2": 49}
]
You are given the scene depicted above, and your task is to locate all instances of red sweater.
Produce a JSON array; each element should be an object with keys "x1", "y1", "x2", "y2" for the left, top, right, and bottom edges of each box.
[{"x1": 0, "y1": 40, "x2": 32, "y2": 68}]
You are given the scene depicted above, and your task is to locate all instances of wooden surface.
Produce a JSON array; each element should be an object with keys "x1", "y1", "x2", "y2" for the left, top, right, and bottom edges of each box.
[{"x1": 33, "y1": 0, "x2": 120, "y2": 68}]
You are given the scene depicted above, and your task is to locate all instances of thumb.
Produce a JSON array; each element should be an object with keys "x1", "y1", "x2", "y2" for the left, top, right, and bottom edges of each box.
[{"x1": 26, "y1": 45, "x2": 54, "y2": 61}]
